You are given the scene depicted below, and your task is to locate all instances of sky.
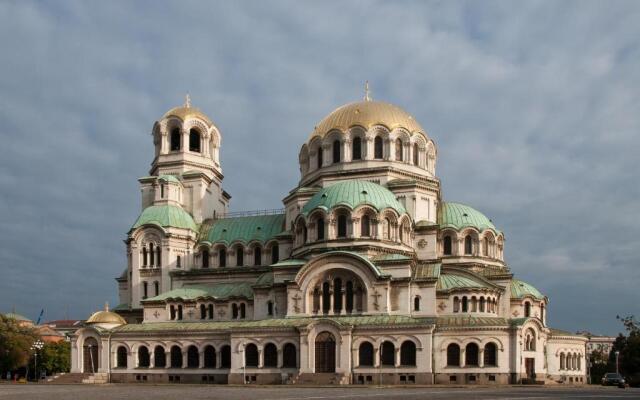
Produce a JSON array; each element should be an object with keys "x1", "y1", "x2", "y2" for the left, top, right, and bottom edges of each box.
[{"x1": 0, "y1": 1, "x2": 638, "y2": 336}]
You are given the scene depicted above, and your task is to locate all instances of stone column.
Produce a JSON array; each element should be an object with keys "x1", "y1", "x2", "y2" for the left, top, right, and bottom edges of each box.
[
  {"x1": 149, "y1": 350, "x2": 155, "y2": 368},
  {"x1": 341, "y1": 291, "x2": 346, "y2": 315},
  {"x1": 258, "y1": 347, "x2": 264, "y2": 368},
  {"x1": 460, "y1": 348, "x2": 466, "y2": 367},
  {"x1": 479, "y1": 349, "x2": 484, "y2": 367},
  {"x1": 277, "y1": 348, "x2": 283, "y2": 368},
  {"x1": 319, "y1": 287, "x2": 324, "y2": 314},
  {"x1": 199, "y1": 351, "x2": 204, "y2": 368},
  {"x1": 395, "y1": 347, "x2": 401, "y2": 367},
  {"x1": 328, "y1": 284, "x2": 335, "y2": 316},
  {"x1": 216, "y1": 350, "x2": 222, "y2": 369}
]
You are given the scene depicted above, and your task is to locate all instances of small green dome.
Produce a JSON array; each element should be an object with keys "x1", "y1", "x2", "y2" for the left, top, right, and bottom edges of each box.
[
  {"x1": 510, "y1": 278, "x2": 545, "y2": 300},
  {"x1": 437, "y1": 273, "x2": 492, "y2": 291},
  {"x1": 438, "y1": 202, "x2": 497, "y2": 232},
  {"x1": 132, "y1": 205, "x2": 197, "y2": 231},
  {"x1": 3, "y1": 312, "x2": 31, "y2": 322},
  {"x1": 158, "y1": 175, "x2": 181, "y2": 184},
  {"x1": 302, "y1": 180, "x2": 406, "y2": 215}
]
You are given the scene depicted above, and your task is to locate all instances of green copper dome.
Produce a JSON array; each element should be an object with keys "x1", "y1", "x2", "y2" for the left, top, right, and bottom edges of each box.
[
  {"x1": 510, "y1": 278, "x2": 545, "y2": 300},
  {"x1": 132, "y1": 205, "x2": 197, "y2": 231},
  {"x1": 302, "y1": 180, "x2": 406, "y2": 215},
  {"x1": 438, "y1": 202, "x2": 497, "y2": 232}
]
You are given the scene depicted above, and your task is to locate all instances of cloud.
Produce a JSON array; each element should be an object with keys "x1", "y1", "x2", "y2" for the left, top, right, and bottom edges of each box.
[{"x1": 0, "y1": 0, "x2": 638, "y2": 335}]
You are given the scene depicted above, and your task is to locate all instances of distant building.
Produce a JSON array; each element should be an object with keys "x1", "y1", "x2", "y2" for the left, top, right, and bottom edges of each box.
[
  {"x1": 579, "y1": 331, "x2": 617, "y2": 363},
  {"x1": 2, "y1": 312, "x2": 34, "y2": 328},
  {"x1": 42, "y1": 320, "x2": 84, "y2": 341}
]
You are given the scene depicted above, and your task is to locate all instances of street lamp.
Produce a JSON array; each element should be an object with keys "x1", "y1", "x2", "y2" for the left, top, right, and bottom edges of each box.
[
  {"x1": 30, "y1": 340, "x2": 44, "y2": 382},
  {"x1": 615, "y1": 351, "x2": 620, "y2": 375}
]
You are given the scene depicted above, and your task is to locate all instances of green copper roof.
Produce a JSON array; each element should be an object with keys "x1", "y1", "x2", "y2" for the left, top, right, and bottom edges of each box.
[
  {"x1": 436, "y1": 316, "x2": 509, "y2": 328},
  {"x1": 132, "y1": 205, "x2": 197, "y2": 231},
  {"x1": 437, "y1": 273, "x2": 493, "y2": 291},
  {"x1": 413, "y1": 263, "x2": 441, "y2": 280},
  {"x1": 143, "y1": 283, "x2": 254, "y2": 302},
  {"x1": 3, "y1": 312, "x2": 31, "y2": 322},
  {"x1": 438, "y1": 202, "x2": 497, "y2": 232},
  {"x1": 158, "y1": 175, "x2": 181, "y2": 184},
  {"x1": 302, "y1": 180, "x2": 406, "y2": 215},
  {"x1": 510, "y1": 278, "x2": 545, "y2": 300},
  {"x1": 202, "y1": 214, "x2": 285, "y2": 245}
]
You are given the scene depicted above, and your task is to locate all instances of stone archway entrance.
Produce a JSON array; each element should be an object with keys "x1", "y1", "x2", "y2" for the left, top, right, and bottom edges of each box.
[
  {"x1": 83, "y1": 337, "x2": 99, "y2": 373},
  {"x1": 315, "y1": 331, "x2": 336, "y2": 373}
]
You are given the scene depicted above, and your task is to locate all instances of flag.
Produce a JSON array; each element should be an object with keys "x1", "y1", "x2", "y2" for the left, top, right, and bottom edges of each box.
[{"x1": 36, "y1": 309, "x2": 44, "y2": 325}]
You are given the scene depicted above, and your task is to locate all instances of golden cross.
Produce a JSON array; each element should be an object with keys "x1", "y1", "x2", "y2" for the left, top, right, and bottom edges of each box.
[
  {"x1": 364, "y1": 81, "x2": 371, "y2": 101},
  {"x1": 184, "y1": 93, "x2": 191, "y2": 108}
]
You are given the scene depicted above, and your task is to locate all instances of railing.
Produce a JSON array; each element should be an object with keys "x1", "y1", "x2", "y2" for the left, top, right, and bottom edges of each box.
[{"x1": 216, "y1": 208, "x2": 285, "y2": 219}]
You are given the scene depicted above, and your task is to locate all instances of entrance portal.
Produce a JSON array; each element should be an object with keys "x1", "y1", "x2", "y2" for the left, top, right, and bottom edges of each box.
[
  {"x1": 525, "y1": 357, "x2": 535, "y2": 380},
  {"x1": 315, "y1": 332, "x2": 336, "y2": 373},
  {"x1": 83, "y1": 337, "x2": 99, "y2": 373}
]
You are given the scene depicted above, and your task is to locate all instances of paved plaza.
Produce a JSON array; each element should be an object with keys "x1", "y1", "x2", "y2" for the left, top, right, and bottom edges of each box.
[{"x1": 0, "y1": 385, "x2": 638, "y2": 400}]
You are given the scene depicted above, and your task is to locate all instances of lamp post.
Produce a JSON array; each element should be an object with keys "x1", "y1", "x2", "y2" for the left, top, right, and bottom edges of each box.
[
  {"x1": 615, "y1": 351, "x2": 620, "y2": 375},
  {"x1": 31, "y1": 340, "x2": 44, "y2": 382}
]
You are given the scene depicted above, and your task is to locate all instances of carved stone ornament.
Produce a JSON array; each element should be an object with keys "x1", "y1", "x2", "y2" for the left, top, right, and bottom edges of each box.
[
  {"x1": 418, "y1": 239, "x2": 428, "y2": 249},
  {"x1": 438, "y1": 302, "x2": 447, "y2": 311}
]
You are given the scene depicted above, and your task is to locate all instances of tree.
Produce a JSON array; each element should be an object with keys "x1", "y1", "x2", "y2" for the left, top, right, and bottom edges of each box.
[
  {"x1": 613, "y1": 315, "x2": 640, "y2": 387},
  {"x1": 0, "y1": 315, "x2": 38, "y2": 376},
  {"x1": 38, "y1": 341, "x2": 71, "y2": 375}
]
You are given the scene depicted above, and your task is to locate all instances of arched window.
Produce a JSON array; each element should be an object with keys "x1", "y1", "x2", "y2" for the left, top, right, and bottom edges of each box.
[
  {"x1": 232, "y1": 303, "x2": 239, "y2": 319},
  {"x1": 271, "y1": 244, "x2": 279, "y2": 264},
  {"x1": 220, "y1": 345, "x2": 231, "y2": 368},
  {"x1": 413, "y1": 143, "x2": 419, "y2": 165},
  {"x1": 465, "y1": 343, "x2": 479, "y2": 366},
  {"x1": 303, "y1": 224, "x2": 308, "y2": 244},
  {"x1": 414, "y1": 296, "x2": 421, "y2": 311},
  {"x1": 177, "y1": 305, "x2": 183, "y2": 320},
  {"x1": 352, "y1": 137, "x2": 362, "y2": 160},
  {"x1": 384, "y1": 217, "x2": 391, "y2": 239},
  {"x1": 337, "y1": 214, "x2": 347, "y2": 238},
  {"x1": 156, "y1": 246, "x2": 161, "y2": 267},
  {"x1": 245, "y1": 344, "x2": 258, "y2": 367},
  {"x1": 254, "y1": 247, "x2": 262, "y2": 266},
  {"x1": 219, "y1": 248, "x2": 226, "y2": 267},
  {"x1": 170, "y1": 128, "x2": 181, "y2": 151},
  {"x1": 204, "y1": 346, "x2": 216, "y2": 368},
  {"x1": 524, "y1": 301, "x2": 531, "y2": 317},
  {"x1": 560, "y1": 353, "x2": 566, "y2": 370},
  {"x1": 332, "y1": 140, "x2": 340, "y2": 163},
  {"x1": 464, "y1": 235, "x2": 473, "y2": 255},
  {"x1": 400, "y1": 341, "x2": 416, "y2": 366},
  {"x1": 154, "y1": 346, "x2": 166, "y2": 368},
  {"x1": 525, "y1": 329, "x2": 536, "y2": 351},
  {"x1": 333, "y1": 278, "x2": 342, "y2": 313},
  {"x1": 267, "y1": 301, "x2": 274, "y2": 316},
  {"x1": 453, "y1": 296, "x2": 460, "y2": 313},
  {"x1": 483, "y1": 238, "x2": 489, "y2": 256},
  {"x1": 116, "y1": 346, "x2": 128, "y2": 368},
  {"x1": 202, "y1": 249, "x2": 209, "y2": 268},
  {"x1": 187, "y1": 345, "x2": 199, "y2": 368},
  {"x1": 381, "y1": 341, "x2": 395, "y2": 366},
  {"x1": 484, "y1": 343, "x2": 497, "y2": 366},
  {"x1": 374, "y1": 136, "x2": 383, "y2": 159},
  {"x1": 149, "y1": 243, "x2": 155, "y2": 266},
  {"x1": 154, "y1": 281, "x2": 159, "y2": 296},
  {"x1": 200, "y1": 304, "x2": 206, "y2": 320},
  {"x1": 322, "y1": 281, "x2": 331, "y2": 314},
  {"x1": 142, "y1": 247, "x2": 148, "y2": 266},
  {"x1": 346, "y1": 281, "x2": 354, "y2": 313},
  {"x1": 189, "y1": 129, "x2": 201, "y2": 152},
  {"x1": 170, "y1": 305, "x2": 176, "y2": 320},
  {"x1": 208, "y1": 304, "x2": 214, "y2": 319},
  {"x1": 462, "y1": 296, "x2": 468, "y2": 312},
  {"x1": 540, "y1": 303, "x2": 545, "y2": 323},
  {"x1": 240, "y1": 303, "x2": 246, "y2": 319},
  {"x1": 235, "y1": 247, "x2": 244, "y2": 266},
  {"x1": 170, "y1": 346, "x2": 182, "y2": 368},
  {"x1": 176, "y1": 255, "x2": 181, "y2": 268},
  {"x1": 316, "y1": 218, "x2": 325, "y2": 240},
  {"x1": 395, "y1": 138, "x2": 403, "y2": 161},
  {"x1": 361, "y1": 215, "x2": 370, "y2": 237},
  {"x1": 479, "y1": 297, "x2": 485, "y2": 312},
  {"x1": 143, "y1": 281, "x2": 148, "y2": 299},
  {"x1": 443, "y1": 236, "x2": 452, "y2": 255},
  {"x1": 264, "y1": 343, "x2": 278, "y2": 368},
  {"x1": 317, "y1": 147, "x2": 323, "y2": 169},
  {"x1": 283, "y1": 343, "x2": 297, "y2": 368},
  {"x1": 471, "y1": 296, "x2": 478, "y2": 312},
  {"x1": 359, "y1": 342, "x2": 374, "y2": 366},
  {"x1": 447, "y1": 343, "x2": 460, "y2": 366}
]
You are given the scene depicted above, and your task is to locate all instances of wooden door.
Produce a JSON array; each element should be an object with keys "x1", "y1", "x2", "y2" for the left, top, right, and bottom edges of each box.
[
  {"x1": 315, "y1": 332, "x2": 336, "y2": 373},
  {"x1": 83, "y1": 338, "x2": 99, "y2": 373},
  {"x1": 525, "y1": 357, "x2": 535, "y2": 379}
]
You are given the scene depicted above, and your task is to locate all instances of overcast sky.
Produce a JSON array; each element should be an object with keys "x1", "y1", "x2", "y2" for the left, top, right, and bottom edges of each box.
[{"x1": 0, "y1": 1, "x2": 638, "y2": 335}]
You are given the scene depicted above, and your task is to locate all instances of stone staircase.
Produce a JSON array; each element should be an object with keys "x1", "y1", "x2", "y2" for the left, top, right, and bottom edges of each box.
[
  {"x1": 47, "y1": 373, "x2": 91, "y2": 384},
  {"x1": 82, "y1": 373, "x2": 109, "y2": 384}
]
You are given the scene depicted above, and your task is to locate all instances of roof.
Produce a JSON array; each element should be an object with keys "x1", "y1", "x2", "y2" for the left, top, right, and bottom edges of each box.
[
  {"x1": 302, "y1": 180, "x2": 406, "y2": 215},
  {"x1": 437, "y1": 272, "x2": 493, "y2": 291},
  {"x1": 510, "y1": 278, "x2": 546, "y2": 300},
  {"x1": 86, "y1": 310, "x2": 127, "y2": 325},
  {"x1": 310, "y1": 100, "x2": 425, "y2": 140},
  {"x1": 201, "y1": 214, "x2": 285, "y2": 245},
  {"x1": 143, "y1": 283, "x2": 254, "y2": 302},
  {"x1": 162, "y1": 105, "x2": 213, "y2": 126},
  {"x1": 114, "y1": 315, "x2": 435, "y2": 333},
  {"x1": 549, "y1": 328, "x2": 587, "y2": 339},
  {"x1": 413, "y1": 263, "x2": 441, "y2": 280},
  {"x1": 3, "y1": 312, "x2": 31, "y2": 322},
  {"x1": 131, "y1": 205, "x2": 197, "y2": 231},
  {"x1": 370, "y1": 253, "x2": 413, "y2": 263},
  {"x1": 436, "y1": 316, "x2": 510, "y2": 328},
  {"x1": 438, "y1": 202, "x2": 498, "y2": 232},
  {"x1": 158, "y1": 175, "x2": 181, "y2": 184}
]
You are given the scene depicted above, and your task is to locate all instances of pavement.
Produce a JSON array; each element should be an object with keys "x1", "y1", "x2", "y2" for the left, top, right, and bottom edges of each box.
[{"x1": 0, "y1": 384, "x2": 638, "y2": 400}]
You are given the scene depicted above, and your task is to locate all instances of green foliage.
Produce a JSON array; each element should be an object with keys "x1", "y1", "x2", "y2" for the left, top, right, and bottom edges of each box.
[
  {"x1": 613, "y1": 315, "x2": 640, "y2": 387},
  {"x1": 38, "y1": 341, "x2": 71, "y2": 374},
  {"x1": 0, "y1": 315, "x2": 38, "y2": 373}
]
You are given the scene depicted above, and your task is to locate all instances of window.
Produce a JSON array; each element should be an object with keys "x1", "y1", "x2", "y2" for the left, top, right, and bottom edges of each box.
[
  {"x1": 302, "y1": 224, "x2": 308, "y2": 244},
  {"x1": 465, "y1": 343, "x2": 479, "y2": 366},
  {"x1": 443, "y1": 236, "x2": 452, "y2": 255},
  {"x1": 142, "y1": 247, "x2": 148, "y2": 266},
  {"x1": 202, "y1": 249, "x2": 209, "y2": 268},
  {"x1": 170, "y1": 305, "x2": 176, "y2": 320},
  {"x1": 524, "y1": 302, "x2": 531, "y2": 317},
  {"x1": 381, "y1": 341, "x2": 395, "y2": 366},
  {"x1": 413, "y1": 143, "x2": 419, "y2": 165},
  {"x1": 208, "y1": 304, "x2": 214, "y2": 319},
  {"x1": 316, "y1": 218, "x2": 325, "y2": 240},
  {"x1": 142, "y1": 281, "x2": 148, "y2": 299},
  {"x1": 116, "y1": 346, "x2": 128, "y2": 368},
  {"x1": 359, "y1": 342, "x2": 374, "y2": 366},
  {"x1": 170, "y1": 346, "x2": 182, "y2": 368},
  {"x1": 254, "y1": 247, "x2": 261, "y2": 266},
  {"x1": 200, "y1": 304, "x2": 206, "y2": 320},
  {"x1": 245, "y1": 344, "x2": 258, "y2": 367},
  {"x1": 176, "y1": 255, "x2": 181, "y2": 268},
  {"x1": 400, "y1": 341, "x2": 416, "y2": 366},
  {"x1": 170, "y1": 128, "x2": 181, "y2": 151},
  {"x1": 271, "y1": 244, "x2": 279, "y2": 264},
  {"x1": 187, "y1": 345, "x2": 199, "y2": 368},
  {"x1": 236, "y1": 247, "x2": 243, "y2": 266},
  {"x1": 240, "y1": 303, "x2": 246, "y2": 319},
  {"x1": 479, "y1": 297, "x2": 485, "y2": 312},
  {"x1": 232, "y1": 303, "x2": 238, "y2": 319},
  {"x1": 332, "y1": 140, "x2": 340, "y2": 163},
  {"x1": 464, "y1": 235, "x2": 473, "y2": 255},
  {"x1": 352, "y1": 137, "x2": 362, "y2": 160},
  {"x1": 160, "y1": 184, "x2": 164, "y2": 199},
  {"x1": 560, "y1": 353, "x2": 566, "y2": 370},
  {"x1": 264, "y1": 343, "x2": 278, "y2": 368},
  {"x1": 154, "y1": 281, "x2": 159, "y2": 296},
  {"x1": 283, "y1": 343, "x2": 297, "y2": 368},
  {"x1": 453, "y1": 297, "x2": 460, "y2": 313},
  {"x1": 177, "y1": 305, "x2": 183, "y2": 320},
  {"x1": 447, "y1": 344, "x2": 460, "y2": 366},
  {"x1": 219, "y1": 248, "x2": 226, "y2": 267},
  {"x1": 204, "y1": 346, "x2": 216, "y2": 368},
  {"x1": 154, "y1": 346, "x2": 166, "y2": 368},
  {"x1": 462, "y1": 296, "x2": 468, "y2": 312},
  {"x1": 317, "y1": 147, "x2": 323, "y2": 169},
  {"x1": 267, "y1": 301, "x2": 274, "y2": 316},
  {"x1": 150, "y1": 243, "x2": 155, "y2": 266},
  {"x1": 220, "y1": 345, "x2": 231, "y2": 368},
  {"x1": 189, "y1": 129, "x2": 201, "y2": 152},
  {"x1": 395, "y1": 138, "x2": 403, "y2": 161},
  {"x1": 484, "y1": 343, "x2": 497, "y2": 366},
  {"x1": 361, "y1": 215, "x2": 371, "y2": 237},
  {"x1": 540, "y1": 303, "x2": 545, "y2": 323},
  {"x1": 374, "y1": 136, "x2": 383, "y2": 159},
  {"x1": 384, "y1": 217, "x2": 391, "y2": 239},
  {"x1": 414, "y1": 296, "x2": 420, "y2": 311},
  {"x1": 337, "y1": 214, "x2": 347, "y2": 238}
]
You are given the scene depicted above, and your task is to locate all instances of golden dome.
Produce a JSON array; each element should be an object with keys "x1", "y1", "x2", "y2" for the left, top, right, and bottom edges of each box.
[
  {"x1": 310, "y1": 100, "x2": 425, "y2": 140},
  {"x1": 86, "y1": 303, "x2": 126, "y2": 326},
  {"x1": 163, "y1": 106, "x2": 213, "y2": 126}
]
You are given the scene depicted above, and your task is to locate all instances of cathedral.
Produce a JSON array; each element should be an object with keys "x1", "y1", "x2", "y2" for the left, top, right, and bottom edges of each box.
[{"x1": 70, "y1": 91, "x2": 587, "y2": 385}]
